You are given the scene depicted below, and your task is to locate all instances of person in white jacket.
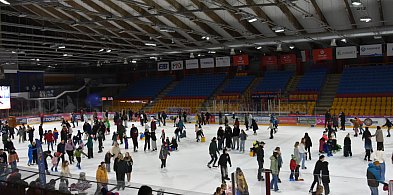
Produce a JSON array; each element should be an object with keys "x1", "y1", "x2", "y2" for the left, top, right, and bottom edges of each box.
[
  {"x1": 299, "y1": 138, "x2": 307, "y2": 169},
  {"x1": 374, "y1": 150, "x2": 385, "y2": 182}
]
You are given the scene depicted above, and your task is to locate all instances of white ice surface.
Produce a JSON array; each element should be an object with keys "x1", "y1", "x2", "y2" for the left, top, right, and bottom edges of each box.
[{"x1": 9, "y1": 121, "x2": 393, "y2": 195}]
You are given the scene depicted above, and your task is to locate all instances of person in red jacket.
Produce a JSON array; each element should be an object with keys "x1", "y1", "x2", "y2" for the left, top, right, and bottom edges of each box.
[
  {"x1": 289, "y1": 154, "x2": 298, "y2": 181},
  {"x1": 46, "y1": 130, "x2": 54, "y2": 151}
]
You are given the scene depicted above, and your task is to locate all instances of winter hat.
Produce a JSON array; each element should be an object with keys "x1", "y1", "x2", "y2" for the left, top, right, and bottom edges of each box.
[
  {"x1": 291, "y1": 154, "x2": 295, "y2": 159},
  {"x1": 373, "y1": 161, "x2": 380, "y2": 166}
]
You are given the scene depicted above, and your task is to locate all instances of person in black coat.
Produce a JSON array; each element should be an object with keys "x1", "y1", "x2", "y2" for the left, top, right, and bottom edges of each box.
[
  {"x1": 57, "y1": 140, "x2": 66, "y2": 163},
  {"x1": 339, "y1": 112, "x2": 346, "y2": 130},
  {"x1": 207, "y1": 137, "x2": 220, "y2": 168},
  {"x1": 144, "y1": 129, "x2": 151, "y2": 151},
  {"x1": 309, "y1": 155, "x2": 325, "y2": 193},
  {"x1": 332, "y1": 115, "x2": 339, "y2": 131},
  {"x1": 324, "y1": 110, "x2": 331, "y2": 128},
  {"x1": 114, "y1": 154, "x2": 128, "y2": 190},
  {"x1": 251, "y1": 119, "x2": 258, "y2": 135},
  {"x1": 304, "y1": 133, "x2": 313, "y2": 160},
  {"x1": 130, "y1": 124, "x2": 139, "y2": 152},
  {"x1": 343, "y1": 133, "x2": 352, "y2": 157},
  {"x1": 382, "y1": 118, "x2": 392, "y2": 137},
  {"x1": 218, "y1": 149, "x2": 232, "y2": 183},
  {"x1": 60, "y1": 127, "x2": 68, "y2": 143},
  {"x1": 362, "y1": 127, "x2": 373, "y2": 161},
  {"x1": 28, "y1": 127, "x2": 35, "y2": 144},
  {"x1": 321, "y1": 161, "x2": 330, "y2": 195},
  {"x1": 217, "y1": 127, "x2": 225, "y2": 150},
  {"x1": 224, "y1": 125, "x2": 232, "y2": 149},
  {"x1": 39, "y1": 125, "x2": 44, "y2": 143},
  {"x1": 256, "y1": 141, "x2": 265, "y2": 181}
]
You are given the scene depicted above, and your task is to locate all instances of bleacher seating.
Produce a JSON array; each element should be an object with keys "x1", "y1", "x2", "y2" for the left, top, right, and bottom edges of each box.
[
  {"x1": 119, "y1": 77, "x2": 173, "y2": 99},
  {"x1": 297, "y1": 69, "x2": 327, "y2": 92},
  {"x1": 151, "y1": 99, "x2": 205, "y2": 113},
  {"x1": 337, "y1": 65, "x2": 393, "y2": 94},
  {"x1": 276, "y1": 102, "x2": 316, "y2": 114},
  {"x1": 331, "y1": 97, "x2": 392, "y2": 116},
  {"x1": 167, "y1": 74, "x2": 226, "y2": 98},
  {"x1": 111, "y1": 101, "x2": 146, "y2": 112},
  {"x1": 253, "y1": 71, "x2": 293, "y2": 93},
  {"x1": 221, "y1": 75, "x2": 255, "y2": 94}
]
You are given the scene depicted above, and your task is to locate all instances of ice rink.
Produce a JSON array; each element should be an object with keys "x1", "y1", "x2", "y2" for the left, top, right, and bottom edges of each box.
[{"x1": 10, "y1": 120, "x2": 393, "y2": 194}]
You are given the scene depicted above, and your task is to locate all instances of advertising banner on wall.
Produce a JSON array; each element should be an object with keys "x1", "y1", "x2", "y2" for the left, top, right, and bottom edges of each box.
[
  {"x1": 387, "y1": 43, "x2": 393, "y2": 56},
  {"x1": 157, "y1": 62, "x2": 169, "y2": 71},
  {"x1": 233, "y1": 54, "x2": 249, "y2": 66},
  {"x1": 0, "y1": 86, "x2": 11, "y2": 109},
  {"x1": 215, "y1": 56, "x2": 231, "y2": 67},
  {"x1": 280, "y1": 54, "x2": 297, "y2": 65},
  {"x1": 200, "y1": 58, "x2": 214, "y2": 68},
  {"x1": 171, "y1": 61, "x2": 184, "y2": 70},
  {"x1": 336, "y1": 46, "x2": 357, "y2": 59},
  {"x1": 185, "y1": 59, "x2": 199, "y2": 69},
  {"x1": 312, "y1": 48, "x2": 333, "y2": 62},
  {"x1": 360, "y1": 44, "x2": 383, "y2": 56},
  {"x1": 261, "y1": 56, "x2": 277, "y2": 65}
]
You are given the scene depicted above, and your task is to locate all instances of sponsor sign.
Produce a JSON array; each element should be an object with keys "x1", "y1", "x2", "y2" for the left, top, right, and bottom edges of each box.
[
  {"x1": 280, "y1": 54, "x2": 297, "y2": 65},
  {"x1": 185, "y1": 59, "x2": 199, "y2": 69},
  {"x1": 360, "y1": 44, "x2": 383, "y2": 56},
  {"x1": 27, "y1": 117, "x2": 41, "y2": 124},
  {"x1": 0, "y1": 86, "x2": 11, "y2": 109},
  {"x1": 387, "y1": 43, "x2": 393, "y2": 56},
  {"x1": 233, "y1": 54, "x2": 249, "y2": 66},
  {"x1": 171, "y1": 61, "x2": 184, "y2": 70},
  {"x1": 157, "y1": 62, "x2": 169, "y2": 71},
  {"x1": 200, "y1": 58, "x2": 214, "y2": 68},
  {"x1": 313, "y1": 48, "x2": 333, "y2": 62},
  {"x1": 277, "y1": 117, "x2": 297, "y2": 124},
  {"x1": 298, "y1": 117, "x2": 317, "y2": 125},
  {"x1": 336, "y1": 46, "x2": 357, "y2": 59},
  {"x1": 215, "y1": 56, "x2": 231, "y2": 67},
  {"x1": 261, "y1": 56, "x2": 277, "y2": 65}
]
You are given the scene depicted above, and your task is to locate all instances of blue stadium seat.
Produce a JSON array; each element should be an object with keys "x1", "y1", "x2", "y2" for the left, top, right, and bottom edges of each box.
[
  {"x1": 167, "y1": 74, "x2": 226, "y2": 98},
  {"x1": 297, "y1": 69, "x2": 327, "y2": 92},
  {"x1": 119, "y1": 77, "x2": 173, "y2": 99},
  {"x1": 221, "y1": 75, "x2": 255, "y2": 94},
  {"x1": 254, "y1": 71, "x2": 293, "y2": 93}
]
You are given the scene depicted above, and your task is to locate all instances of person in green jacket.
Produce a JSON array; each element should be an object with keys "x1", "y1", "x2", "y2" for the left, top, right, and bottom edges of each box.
[
  {"x1": 207, "y1": 137, "x2": 220, "y2": 168},
  {"x1": 74, "y1": 147, "x2": 87, "y2": 169},
  {"x1": 85, "y1": 136, "x2": 93, "y2": 159},
  {"x1": 270, "y1": 152, "x2": 279, "y2": 192}
]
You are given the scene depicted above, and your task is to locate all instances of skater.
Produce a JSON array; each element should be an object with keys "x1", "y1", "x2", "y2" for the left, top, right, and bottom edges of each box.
[
  {"x1": 218, "y1": 148, "x2": 232, "y2": 183},
  {"x1": 339, "y1": 112, "x2": 346, "y2": 130},
  {"x1": 382, "y1": 118, "x2": 392, "y2": 137},
  {"x1": 251, "y1": 119, "x2": 258, "y2": 135},
  {"x1": 123, "y1": 134, "x2": 129, "y2": 150},
  {"x1": 350, "y1": 118, "x2": 359, "y2": 137},
  {"x1": 343, "y1": 133, "x2": 352, "y2": 157},
  {"x1": 196, "y1": 125, "x2": 204, "y2": 142},
  {"x1": 363, "y1": 127, "x2": 373, "y2": 161},
  {"x1": 39, "y1": 124, "x2": 43, "y2": 143},
  {"x1": 144, "y1": 128, "x2": 151, "y2": 151},
  {"x1": 95, "y1": 162, "x2": 108, "y2": 195},
  {"x1": 151, "y1": 129, "x2": 157, "y2": 151},
  {"x1": 309, "y1": 155, "x2": 325, "y2": 193},
  {"x1": 171, "y1": 137, "x2": 178, "y2": 151},
  {"x1": 86, "y1": 135, "x2": 94, "y2": 159},
  {"x1": 65, "y1": 139, "x2": 75, "y2": 164},
  {"x1": 232, "y1": 125, "x2": 240, "y2": 150},
  {"x1": 357, "y1": 117, "x2": 364, "y2": 135},
  {"x1": 60, "y1": 161, "x2": 72, "y2": 186},
  {"x1": 304, "y1": 133, "x2": 312, "y2": 160},
  {"x1": 207, "y1": 137, "x2": 220, "y2": 168},
  {"x1": 239, "y1": 129, "x2": 247, "y2": 153},
  {"x1": 111, "y1": 142, "x2": 121, "y2": 160},
  {"x1": 374, "y1": 149, "x2": 386, "y2": 182},
  {"x1": 299, "y1": 138, "x2": 307, "y2": 169},
  {"x1": 244, "y1": 114, "x2": 249, "y2": 130},
  {"x1": 367, "y1": 161, "x2": 383, "y2": 195},
  {"x1": 130, "y1": 124, "x2": 139, "y2": 152},
  {"x1": 8, "y1": 149, "x2": 19, "y2": 171},
  {"x1": 114, "y1": 154, "x2": 127, "y2": 190},
  {"x1": 224, "y1": 125, "x2": 232, "y2": 149},
  {"x1": 256, "y1": 141, "x2": 265, "y2": 181},
  {"x1": 160, "y1": 129, "x2": 166, "y2": 144},
  {"x1": 324, "y1": 110, "x2": 331, "y2": 128},
  {"x1": 373, "y1": 126, "x2": 384, "y2": 151},
  {"x1": 162, "y1": 111, "x2": 167, "y2": 126},
  {"x1": 74, "y1": 147, "x2": 87, "y2": 169},
  {"x1": 217, "y1": 127, "x2": 225, "y2": 151},
  {"x1": 53, "y1": 128, "x2": 59, "y2": 145},
  {"x1": 332, "y1": 115, "x2": 339, "y2": 131},
  {"x1": 274, "y1": 147, "x2": 283, "y2": 183},
  {"x1": 57, "y1": 140, "x2": 66, "y2": 163},
  {"x1": 51, "y1": 152, "x2": 60, "y2": 172},
  {"x1": 27, "y1": 143, "x2": 36, "y2": 166},
  {"x1": 224, "y1": 116, "x2": 229, "y2": 126},
  {"x1": 117, "y1": 124, "x2": 125, "y2": 145},
  {"x1": 321, "y1": 161, "x2": 330, "y2": 195},
  {"x1": 289, "y1": 154, "x2": 298, "y2": 181},
  {"x1": 124, "y1": 152, "x2": 133, "y2": 184},
  {"x1": 270, "y1": 151, "x2": 280, "y2": 192},
  {"x1": 104, "y1": 151, "x2": 112, "y2": 173},
  {"x1": 218, "y1": 111, "x2": 223, "y2": 125},
  {"x1": 159, "y1": 144, "x2": 170, "y2": 169}
]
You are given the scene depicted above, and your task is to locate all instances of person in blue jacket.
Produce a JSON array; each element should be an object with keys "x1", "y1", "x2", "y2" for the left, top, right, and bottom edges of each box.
[
  {"x1": 27, "y1": 143, "x2": 36, "y2": 166},
  {"x1": 366, "y1": 161, "x2": 384, "y2": 195}
]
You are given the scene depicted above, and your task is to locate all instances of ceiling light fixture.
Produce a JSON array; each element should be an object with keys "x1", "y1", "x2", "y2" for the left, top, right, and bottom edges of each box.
[
  {"x1": 131, "y1": 60, "x2": 137, "y2": 64},
  {"x1": 206, "y1": 37, "x2": 210, "y2": 40},
  {"x1": 289, "y1": 45, "x2": 295, "y2": 50},
  {"x1": 276, "y1": 44, "x2": 282, "y2": 51},
  {"x1": 360, "y1": 16, "x2": 372, "y2": 23},
  {"x1": 341, "y1": 38, "x2": 347, "y2": 43},
  {"x1": 248, "y1": 18, "x2": 258, "y2": 23},
  {"x1": 106, "y1": 49, "x2": 112, "y2": 53},
  {"x1": 145, "y1": 43, "x2": 157, "y2": 47},
  {"x1": 99, "y1": 48, "x2": 104, "y2": 52},
  {"x1": 58, "y1": 45, "x2": 66, "y2": 49},
  {"x1": 272, "y1": 26, "x2": 285, "y2": 33},
  {"x1": 256, "y1": 46, "x2": 262, "y2": 50},
  {"x1": 18, "y1": 13, "x2": 27, "y2": 17},
  {"x1": 0, "y1": 0, "x2": 10, "y2": 5},
  {"x1": 159, "y1": 28, "x2": 175, "y2": 33},
  {"x1": 208, "y1": 51, "x2": 216, "y2": 54},
  {"x1": 63, "y1": 54, "x2": 68, "y2": 56},
  {"x1": 374, "y1": 35, "x2": 382, "y2": 39},
  {"x1": 351, "y1": 0, "x2": 362, "y2": 6},
  {"x1": 230, "y1": 48, "x2": 236, "y2": 55},
  {"x1": 330, "y1": 39, "x2": 337, "y2": 47}
]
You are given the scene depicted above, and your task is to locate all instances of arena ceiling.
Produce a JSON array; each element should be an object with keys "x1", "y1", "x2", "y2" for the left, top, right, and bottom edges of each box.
[{"x1": 0, "y1": 0, "x2": 392, "y2": 68}]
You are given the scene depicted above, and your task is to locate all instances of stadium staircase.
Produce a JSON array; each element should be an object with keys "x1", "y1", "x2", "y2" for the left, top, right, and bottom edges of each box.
[
  {"x1": 240, "y1": 76, "x2": 263, "y2": 111},
  {"x1": 202, "y1": 76, "x2": 231, "y2": 109},
  {"x1": 284, "y1": 75, "x2": 302, "y2": 96},
  {"x1": 143, "y1": 80, "x2": 180, "y2": 112},
  {"x1": 315, "y1": 74, "x2": 341, "y2": 114}
]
